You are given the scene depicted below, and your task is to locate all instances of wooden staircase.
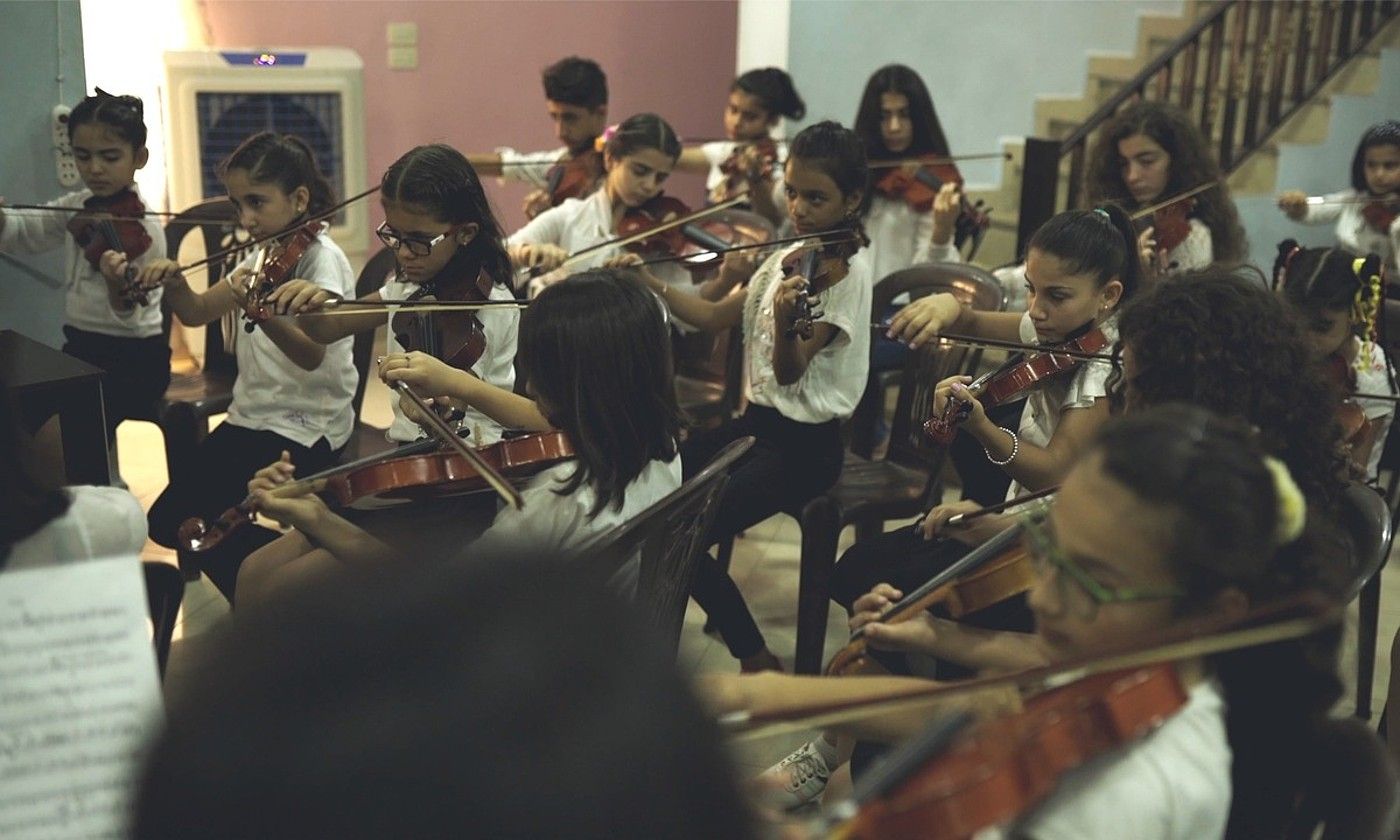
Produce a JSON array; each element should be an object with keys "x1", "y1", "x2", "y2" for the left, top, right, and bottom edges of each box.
[{"x1": 963, "y1": 1, "x2": 1400, "y2": 267}]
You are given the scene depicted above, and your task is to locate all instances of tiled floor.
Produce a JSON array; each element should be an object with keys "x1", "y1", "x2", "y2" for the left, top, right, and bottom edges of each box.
[{"x1": 123, "y1": 368, "x2": 1399, "y2": 782}]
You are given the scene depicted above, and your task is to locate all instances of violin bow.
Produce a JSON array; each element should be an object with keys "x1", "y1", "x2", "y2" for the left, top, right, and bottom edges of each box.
[
  {"x1": 1304, "y1": 194, "x2": 1399, "y2": 206},
  {"x1": 898, "y1": 331, "x2": 1117, "y2": 363},
  {"x1": 1128, "y1": 180, "x2": 1220, "y2": 222},
  {"x1": 175, "y1": 185, "x2": 382, "y2": 275},
  {"x1": 556, "y1": 195, "x2": 748, "y2": 268},
  {"x1": 721, "y1": 592, "x2": 1340, "y2": 742},
  {"x1": 297, "y1": 298, "x2": 530, "y2": 319},
  {"x1": 944, "y1": 486, "x2": 1058, "y2": 526},
  {"x1": 867, "y1": 152, "x2": 1012, "y2": 169},
  {"x1": 4, "y1": 202, "x2": 184, "y2": 219},
  {"x1": 391, "y1": 380, "x2": 524, "y2": 510},
  {"x1": 635, "y1": 229, "x2": 865, "y2": 269}
]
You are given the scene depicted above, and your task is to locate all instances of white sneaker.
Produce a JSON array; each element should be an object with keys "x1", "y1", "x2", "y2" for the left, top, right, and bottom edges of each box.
[{"x1": 762, "y1": 739, "x2": 836, "y2": 809}]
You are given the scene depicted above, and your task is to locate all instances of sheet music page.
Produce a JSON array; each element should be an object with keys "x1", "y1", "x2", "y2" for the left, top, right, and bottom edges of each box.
[{"x1": 0, "y1": 555, "x2": 164, "y2": 839}]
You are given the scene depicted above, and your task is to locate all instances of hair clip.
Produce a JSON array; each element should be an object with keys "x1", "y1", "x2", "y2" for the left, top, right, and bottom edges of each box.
[
  {"x1": 1092, "y1": 207, "x2": 1111, "y2": 220},
  {"x1": 594, "y1": 124, "x2": 620, "y2": 154}
]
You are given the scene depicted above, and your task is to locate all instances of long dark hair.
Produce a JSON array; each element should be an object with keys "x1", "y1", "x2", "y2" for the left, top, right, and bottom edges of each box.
[
  {"x1": 732, "y1": 67, "x2": 805, "y2": 121},
  {"x1": 0, "y1": 384, "x2": 71, "y2": 567},
  {"x1": 853, "y1": 64, "x2": 951, "y2": 160},
  {"x1": 603, "y1": 113, "x2": 682, "y2": 163},
  {"x1": 788, "y1": 119, "x2": 872, "y2": 220},
  {"x1": 220, "y1": 132, "x2": 336, "y2": 217},
  {"x1": 1351, "y1": 119, "x2": 1400, "y2": 193},
  {"x1": 1028, "y1": 204, "x2": 1143, "y2": 306},
  {"x1": 1084, "y1": 101, "x2": 1246, "y2": 263},
  {"x1": 380, "y1": 144, "x2": 513, "y2": 289},
  {"x1": 518, "y1": 269, "x2": 681, "y2": 516},
  {"x1": 1113, "y1": 270, "x2": 1346, "y2": 507},
  {"x1": 1092, "y1": 405, "x2": 1345, "y2": 840}
]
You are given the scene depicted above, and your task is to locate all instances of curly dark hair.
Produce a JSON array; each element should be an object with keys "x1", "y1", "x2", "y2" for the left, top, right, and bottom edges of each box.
[
  {"x1": 1112, "y1": 270, "x2": 1346, "y2": 507},
  {"x1": 1084, "y1": 101, "x2": 1247, "y2": 263}
]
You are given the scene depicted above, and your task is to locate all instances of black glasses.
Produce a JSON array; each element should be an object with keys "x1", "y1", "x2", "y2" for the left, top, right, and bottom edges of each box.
[{"x1": 375, "y1": 222, "x2": 455, "y2": 257}]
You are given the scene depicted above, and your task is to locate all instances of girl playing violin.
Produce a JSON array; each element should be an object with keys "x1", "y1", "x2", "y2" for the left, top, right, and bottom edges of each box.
[
  {"x1": 235, "y1": 269, "x2": 682, "y2": 606},
  {"x1": 674, "y1": 67, "x2": 805, "y2": 226},
  {"x1": 125, "y1": 132, "x2": 356, "y2": 601},
  {"x1": 854, "y1": 64, "x2": 965, "y2": 282},
  {"x1": 470, "y1": 56, "x2": 609, "y2": 220},
  {"x1": 1277, "y1": 120, "x2": 1400, "y2": 277},
  {"x1": 722, "y1": 405, "x2": 1345, "y2": 840},
  {"x1": 836, "y1": 206, "x2": 1141, "y2": 609},
  {"x1": 1272, "y1": 243, "x2": 1394, "y2": 481},
  {"x1": 624, "y1": 120, "x2": 874, "y2": 672},
  {"x1": 0, "y1": 90, "x2": 169, "y2": 485},
  {"x1": 1084, "y1": 101, "x2": 1246, "y2": 275},
  {"x1": 276, "y1": 143, "x2": 520, "y2": 450},
  {"x1": 507, "y1": 113, "x2": 733, "y2": 306}
]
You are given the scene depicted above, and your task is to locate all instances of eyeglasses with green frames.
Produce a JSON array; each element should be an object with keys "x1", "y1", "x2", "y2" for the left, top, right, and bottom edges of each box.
[{"x1": 1020, "y1": 508, "x2": 1183, "y2": 617}]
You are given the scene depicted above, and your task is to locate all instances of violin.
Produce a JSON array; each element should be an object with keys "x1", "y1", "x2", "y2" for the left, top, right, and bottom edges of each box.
[
  {"x1": 616, "y1": 194, "x2": 774, "y2": 278},
  {"x1": 871, "y1": 156, "x2": 991, "y2": 248},
  {"x1": 1325, "y1": 352, "x2": 1376, "y2": 474},
  {"x1": 1362, "y1": 195, "x2": 1399, "y2": 235},
  {"x1": 924, "y1": 326, "x2": 1112, "y2": 444},
  {"x1": 710, "y1": 138, "x2": 779, "y2": 205},
  {"x1": 535, "y1": 150, "x2": 604, "y2": 218},
  {"x1": 1139, "y1": 197, "x2": 1195, "y2": 255},
  {"x1": 780, "y1": 231, "x2": 864, "y2": 339},
  {"x1": 826, "y1": 524, "x2": 1037, "y2": 677},
  {"x1": 178, "y1": 430, "x2": 574, "y2": 552},
  {"x1": 830, "y1": 664, "x2": 1189, "y2": 840},
  {"x1": 391, "y1": 260, "x2": 495, "y2": 373},
  {"x1": 241, "y1": 221, "x2": 323, "y2": 331},
  {"x1": 66, "y1": 188, "x2": 153, "y2": 305}
]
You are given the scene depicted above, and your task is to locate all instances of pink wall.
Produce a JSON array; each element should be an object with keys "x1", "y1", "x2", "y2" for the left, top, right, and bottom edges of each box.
[{"x1": 200, "y1": 0, "x2": 738, "y2": 236}]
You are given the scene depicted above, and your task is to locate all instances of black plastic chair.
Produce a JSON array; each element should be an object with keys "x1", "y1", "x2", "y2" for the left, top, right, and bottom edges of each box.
[
  {"x1": 1284, "y1": 717, "x2": 1400, "y2": 840},
  {"x1": 156, "y1": 198, "x2": 245, "y2": 490},
  {"x1": 143, "y1": 560, "x2": 184, "y2": 680},
  {"x1": 1342, "y1": 476, "x2": 1395, "y2": 720},
  {"x1": 581, "y1": 437, "x2": 754, "y2": 655}
]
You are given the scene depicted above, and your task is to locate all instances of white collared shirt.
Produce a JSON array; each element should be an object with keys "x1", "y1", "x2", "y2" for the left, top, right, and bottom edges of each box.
[
  {"x1": 494, "y1": 146, "x2": 566, "y2": 190},
  {"x1": 0, "y1": 184, "x2": 166, "y2": 337},
  {"x1": 225, "y1": 230, "x2": 357, "y2": 449}
]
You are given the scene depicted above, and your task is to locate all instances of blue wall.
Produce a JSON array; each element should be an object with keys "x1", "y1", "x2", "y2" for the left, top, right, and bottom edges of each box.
[
  {"x1": 0, "y1": 0, "x2": 87, "y2": 347},
  {"x1": 786, "y1": 0, "x2": 1182, "y2": 186}
]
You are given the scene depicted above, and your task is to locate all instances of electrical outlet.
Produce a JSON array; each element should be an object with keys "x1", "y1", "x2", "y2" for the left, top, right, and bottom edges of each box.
[{"x1": 52, "y1": 105, "x2": 80, "y2": 188}]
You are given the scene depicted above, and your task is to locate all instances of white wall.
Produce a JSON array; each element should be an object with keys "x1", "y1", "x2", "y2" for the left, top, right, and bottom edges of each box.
[{"x1": 785, "y1": 0, "x2": 1183, "y2": 185}]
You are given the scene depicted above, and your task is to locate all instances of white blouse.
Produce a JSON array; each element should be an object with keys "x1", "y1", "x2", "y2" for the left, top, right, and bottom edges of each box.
[
  {"x1": 1006, "y1": 312, "x2": 1118, "y2": 500},
  {"x1": 0, "y1": 184, "x2": 166, "y2": 338},
  {"x1": 865, "y1": 193, "x2": 962, "y2": 290},
  {"x1": 1300, "y1": 188, "x2": 1400, "y2": 276},
  {"x1": 1352, "y1": 337, "x2": 1396, "y2": 482},
  {"x1": 379, "y1": 272, "x2": 520, "y2": 446},
  {"x1": 744, "y1": 243, "x2": 873, "y2": 424},
  {"x1": 226, "y1": 230, "x2": 358, "y2": 450},
  {"x1": 505, "y1": 188, "x2": 691, "y2": 300},
  {"x1": 975, "y1": 680, "x2": 1231, "y2": 840},
  {"x1": 700, "y1": 140, "x2": 788, "y2": 213}
]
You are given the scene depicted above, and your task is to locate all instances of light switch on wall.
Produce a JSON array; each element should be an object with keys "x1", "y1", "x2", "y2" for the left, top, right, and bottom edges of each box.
[
  {"x1": 387, "y1": 22, "x2": 417, "y2": 46},
  {"x1": 388, "y1": 46, "x2": 418, "y2": 70}
]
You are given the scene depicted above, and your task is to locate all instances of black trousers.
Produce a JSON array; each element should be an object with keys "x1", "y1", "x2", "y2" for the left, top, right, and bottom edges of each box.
[
  {"x1": 684, "y1": 404, "x2": 843, "y2": 660},
  {"x1": 148, "y1": 422, "x2": 337, "y2": 602},
  {"x1": 61, "y1": 325, "x2": 171, "y2": 438}
]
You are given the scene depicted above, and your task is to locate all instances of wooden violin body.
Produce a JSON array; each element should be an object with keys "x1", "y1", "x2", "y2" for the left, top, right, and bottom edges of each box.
[
  {"x1": 924, "y1": 327, "x2": 1111, "y2": 444},
  {"x1": 1140, "y1": 198, "x2": 1195, "y2": 255},
  {"x1": 872, "y1": 157, "x2": 991, "y2": 248},
  {"x1": 67, "y1": 189, "x2": 153, "y2": 305},
  {"x1": 1362, "y1": 196, "x2": 1399, "y2": 235},
  {"x1": 536, "y1": 150, "x2": 604, "y2": 217},
  {"x1": 391, "y1": 265, "x2": 496, "y2": 372},
  {"x1": 837, "y1": 665, "x2": 1188, "y2": 840},
  {"x1": 177, "y1": 431, "x2": 573, "y2": 552},
  {"x1": 779, "y1": 234, "x2": 860, "y2": 340},
  {"x1": 242, "y1": 221, "x2": 322, "y2": 330},
  {"x1": 711, "y1": 138, "x2": 779, "y2": 205}
]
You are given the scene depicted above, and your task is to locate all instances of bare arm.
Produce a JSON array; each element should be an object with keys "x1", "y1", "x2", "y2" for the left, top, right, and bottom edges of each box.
[
  {"x1": 964, "y1": 393, "x2": 1112, "y2": 491},
  {"x1": 465, "y1": 152, "x2": 505, "y2": 177},
  {"x1": 674, "y1": 146, "x2": 711, "y2": 174},
  {"x1": 886, "y1": 291, "x2": 1025, "y2": 348},
  {"x1": 380, "y1": 351, "x2": 553, "y2": 433},
  {"x1": 628, "y1": 263, "x2": 746, "y2": 332}
]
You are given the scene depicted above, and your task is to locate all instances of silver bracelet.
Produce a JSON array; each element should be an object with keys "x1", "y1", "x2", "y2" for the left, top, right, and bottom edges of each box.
[{"x1": 985, "y1": 427, "x2": 1019, "y2": 466}]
